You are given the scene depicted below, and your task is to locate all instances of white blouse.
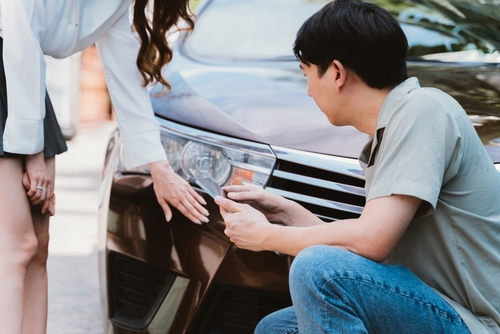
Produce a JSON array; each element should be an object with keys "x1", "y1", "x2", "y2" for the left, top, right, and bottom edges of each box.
[{"x1": 0, "y1": 0, "x2": 167, "y2": 168}]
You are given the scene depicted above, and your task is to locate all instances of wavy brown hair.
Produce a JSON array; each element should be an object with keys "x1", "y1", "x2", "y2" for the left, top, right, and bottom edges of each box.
[{"x1": 133, "y1": 0, "x2": 194, "y2": 89}]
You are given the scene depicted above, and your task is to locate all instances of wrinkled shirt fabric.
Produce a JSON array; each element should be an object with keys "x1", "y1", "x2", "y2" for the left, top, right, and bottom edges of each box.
[{"x1": 360, "y1": 77, "x2": 500, "y2": 333}]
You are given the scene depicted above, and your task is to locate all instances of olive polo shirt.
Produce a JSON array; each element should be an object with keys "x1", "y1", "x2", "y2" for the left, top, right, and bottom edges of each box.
[{"x1": 359, "y1": 77, "x2": 500, "y2": 333}]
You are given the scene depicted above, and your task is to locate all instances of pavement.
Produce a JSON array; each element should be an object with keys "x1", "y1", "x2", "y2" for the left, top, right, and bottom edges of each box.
[{"x1": 47, "y1": 120, "x2": 117, "y2": 334}]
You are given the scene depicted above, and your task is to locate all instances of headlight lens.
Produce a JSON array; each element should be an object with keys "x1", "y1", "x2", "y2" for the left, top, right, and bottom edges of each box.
[
  {"x1": 162, "y1": 136, "x2": 184, "y2": 172},
  {"x1": 122, "y1": 119, "x2": 277, "y2": 187},
  {"x1": 181, "y1": 142, "x2": 231, "y2": 184}
]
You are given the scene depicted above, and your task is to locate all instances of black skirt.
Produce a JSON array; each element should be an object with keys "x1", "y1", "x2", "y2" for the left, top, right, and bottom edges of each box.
[{"x1": 0, "y1": 38, "x2": 67, "y2": 158}]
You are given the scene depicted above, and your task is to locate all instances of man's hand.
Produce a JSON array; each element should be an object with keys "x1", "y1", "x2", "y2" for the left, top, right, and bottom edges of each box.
[
  {"x1": 216, "y1": 192, "x2": 422, "y2": 259},
  {"x1": 222, "y1": 184, "x2": 287, "y2": 224},
  {"x1": 149, "y1": 160, "x2": 209, "y2": 225},
  {"x1": 23, "y1": 152, "x2": 53, "y2": 215},
  {"x1": 215, "y1": 195, "x2": 274, "y2": 252},
  {"x1": 223, "y1": 184, "x2": 323, "y2": 227}
]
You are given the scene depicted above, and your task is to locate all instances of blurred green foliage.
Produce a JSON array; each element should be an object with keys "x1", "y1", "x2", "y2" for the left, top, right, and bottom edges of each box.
[
  {"x1": 366, "y1": 0, "x2": 420, "y2": 16},
  {"x1": 190, "y1": 0, "x2": 202, "y2": 11}
]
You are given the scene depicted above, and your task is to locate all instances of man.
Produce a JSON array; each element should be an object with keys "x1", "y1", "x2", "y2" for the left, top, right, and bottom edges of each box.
[{"x1": 214, "y1": 0, "x2": 500, "y2": 333}]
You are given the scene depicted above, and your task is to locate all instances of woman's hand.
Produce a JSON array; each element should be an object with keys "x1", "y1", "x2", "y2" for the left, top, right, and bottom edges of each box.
[
  {"x1": 149, "y1": 160, "x2": 209, "y2": 225},
  {"x1": 22, "y1": 152, "x2": 53, "y2": 214}
]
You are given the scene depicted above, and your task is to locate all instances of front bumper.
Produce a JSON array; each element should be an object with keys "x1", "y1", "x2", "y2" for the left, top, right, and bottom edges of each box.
[{"x1": 98, "y1": 131, "x2": 292, "y2": 334}]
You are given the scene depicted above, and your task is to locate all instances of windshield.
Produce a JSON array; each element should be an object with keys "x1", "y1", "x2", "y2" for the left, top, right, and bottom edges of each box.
[
  {"x1": 185, "y1": 0, "x2": 500, "y2": 63},
  {"x1": 186, "y1": 0, "x2": 323, "y2": 60}
]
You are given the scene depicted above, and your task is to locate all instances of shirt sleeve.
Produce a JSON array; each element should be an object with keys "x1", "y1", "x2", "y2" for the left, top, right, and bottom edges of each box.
[
  {"x1": 366, "y1": 90, "x2": 463, "y2": 216},
  {"x1": 0, "y1": 0, "x2": 45, "y2": 154},
  {"x1": 95, "y1": 9, "x2": 167, "y2": 169}
]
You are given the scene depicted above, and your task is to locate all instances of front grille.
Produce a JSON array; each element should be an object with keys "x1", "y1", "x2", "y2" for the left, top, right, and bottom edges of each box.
[
  {"x1": 266, "y1": 147, "x2": 366, "y2": 221},
  {"x1": 197, "y1": 287, "x2": 292, "y2": 334},
  {"x1": 109, "y1": 254, "x2": 176, "y2": 330}
]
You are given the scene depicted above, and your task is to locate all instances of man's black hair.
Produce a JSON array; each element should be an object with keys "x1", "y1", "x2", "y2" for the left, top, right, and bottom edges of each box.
[{"x1": 293, "y1": 0, "x2": 408, "y2": 89}]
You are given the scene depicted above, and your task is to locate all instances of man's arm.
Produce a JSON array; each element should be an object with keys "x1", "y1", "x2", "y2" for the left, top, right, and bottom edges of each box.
[
  {"x1": 221, "y1": 184, "x2": 324, "y2": 227},
  {"x1": 216, "y1": 193, "x2": 421, "y2": 262}
]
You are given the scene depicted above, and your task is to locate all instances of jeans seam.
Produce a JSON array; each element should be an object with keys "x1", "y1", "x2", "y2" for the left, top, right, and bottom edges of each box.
[{"x1": 319, "y1": 276, "x2": 464, "y2": 324}]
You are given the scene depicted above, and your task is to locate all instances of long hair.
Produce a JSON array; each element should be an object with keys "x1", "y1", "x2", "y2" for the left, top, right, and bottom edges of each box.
[{"x1": 133, "y1": 0, "x2": 194, "y2": 89}]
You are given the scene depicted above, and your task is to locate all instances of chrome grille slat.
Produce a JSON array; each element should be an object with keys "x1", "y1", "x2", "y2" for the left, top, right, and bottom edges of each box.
[
  {"x1": 272, "y1": 170, "x2": 365, "y2": 196},
  {"x1": 267, "y1": 146, "x2": 366, "y2": 221},
  {"x1": 266, "y1": 188, "x2": 364, "y2": 215},
  {"x1": 271, "y1": 146, "x2": 366, "y2": 180}
]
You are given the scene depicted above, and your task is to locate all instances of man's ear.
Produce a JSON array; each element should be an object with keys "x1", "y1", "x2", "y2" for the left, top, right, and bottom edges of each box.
[{"x1": 331, "y1": 60, "x2": 347, "y2": 91}]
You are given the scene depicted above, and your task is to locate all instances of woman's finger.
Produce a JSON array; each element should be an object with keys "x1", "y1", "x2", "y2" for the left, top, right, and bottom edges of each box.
[
  {"x1": 157, "y1": 198, "x2": 173, "y2": 222},
  {"x1": 29, "y1": 183, "x2": 43, "y2": 202},
  {"x1": 31, "y1": 184, "x2": 47, "y2": 205},
  {"x1": 155, "y1": 186, "x2": 208, "y2": 224},
  {"x1": 149, "y1": 161, "x2": 213, "y2": 225},
  {"x1": 48, "y1": 193, "x2": 56, "y2": 216},
  {"x1": 164, "y1": 196, "x2": 204, "y2": 225},
  {"x1": 40, "y1": 188, "x2": 51, "y2": 214},
  {"x1": 187, "y1": 188, "x2": 209, "y2": 216},
  {"x1": 178, "y1": 195, "x2": 210, "y2": 224},
  {"x1": 22, "y1": 172, "x2": 30, "y2": 191},
  {"x1": 27, "y1": 177, "x2": 40, "y2": 198},
  {"x1": 188, "y1": 186, "x2": 207, "y2": 206}
]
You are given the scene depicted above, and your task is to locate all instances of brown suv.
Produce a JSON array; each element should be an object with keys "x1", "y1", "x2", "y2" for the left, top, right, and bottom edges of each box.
[{"x1": 98, "y1": 0, "x2": 500, "y2": 333}]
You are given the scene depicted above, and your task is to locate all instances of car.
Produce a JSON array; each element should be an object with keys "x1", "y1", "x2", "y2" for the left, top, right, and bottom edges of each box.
[{"x1": 97, "y1": 0, "x2": 500, "y2": 333}]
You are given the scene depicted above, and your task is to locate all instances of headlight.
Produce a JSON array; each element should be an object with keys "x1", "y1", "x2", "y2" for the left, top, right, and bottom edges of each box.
[
  {"x1": 181, "y1": 142, "x2": 231, "y2": 184},
  {"x1": 121, "y1": 118, "x2": 277, "y2": 187}
]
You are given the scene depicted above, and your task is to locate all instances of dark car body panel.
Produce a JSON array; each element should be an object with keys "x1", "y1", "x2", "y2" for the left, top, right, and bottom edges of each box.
[{"x1": 101, "y1": 144, "x2": 293, "y2": 333}]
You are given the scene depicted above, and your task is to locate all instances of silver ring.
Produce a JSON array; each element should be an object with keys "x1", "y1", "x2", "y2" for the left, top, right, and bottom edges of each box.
[{"x1": 36, "y1": 186, "x2": 44, "y2": 190}]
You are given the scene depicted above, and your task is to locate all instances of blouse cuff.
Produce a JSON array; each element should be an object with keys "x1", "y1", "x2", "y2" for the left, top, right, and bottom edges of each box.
[
  {"x1": 3, "y1": 117, "x2": 44, "y2": 154},
  {"x1": 120, "y1": 129, "x2": 167, "y2": 169}
]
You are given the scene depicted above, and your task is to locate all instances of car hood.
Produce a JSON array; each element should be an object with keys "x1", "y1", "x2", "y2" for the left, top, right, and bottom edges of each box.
[
  {"x1": 151, "y1": 65, "x2": 369, "y2": 160},
  {"x1": 152, "y1": 60, "x2": 500, "y2": 163}
]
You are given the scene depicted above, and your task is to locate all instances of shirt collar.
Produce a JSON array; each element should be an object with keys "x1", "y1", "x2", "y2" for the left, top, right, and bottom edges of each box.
[
  {"x1": 376, "y1": 77, "x2": 421, "y2": 130},
  {"x1": 359, "y1": 77, "x2": 421, "y2": 169}
]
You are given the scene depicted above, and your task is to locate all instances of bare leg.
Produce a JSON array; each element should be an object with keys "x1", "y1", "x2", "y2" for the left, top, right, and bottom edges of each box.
[
  {"x1": 0, "y1": 157, "x2": 39, "y2": 334},
  {"x1": 22, "y1": 156, "x2": 55, "y2": 334}
]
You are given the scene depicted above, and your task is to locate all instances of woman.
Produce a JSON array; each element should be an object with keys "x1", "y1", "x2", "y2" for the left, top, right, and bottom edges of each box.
[{"x1": 0, "y1": 0, "x2": 208, "y2": 332}]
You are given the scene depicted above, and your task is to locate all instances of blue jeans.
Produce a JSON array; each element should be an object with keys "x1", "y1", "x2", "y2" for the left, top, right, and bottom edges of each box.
[{"x1": 256, "y1": 246, "x2": 470, "y2": 334}]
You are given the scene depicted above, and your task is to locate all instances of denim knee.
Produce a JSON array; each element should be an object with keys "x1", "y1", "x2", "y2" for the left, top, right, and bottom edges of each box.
[
  {"x1": 289, "y1": 246, "x2": 349, "y2": 301},
  {"x1": 255, "y1": 306, "x2": 298, "y2": 334},
  {"x1": 290, "y1": 245, "x2": 351, "y2": 277},
  {"x1": 255, "y1": 313, "x2": 273, "y2": 334}
]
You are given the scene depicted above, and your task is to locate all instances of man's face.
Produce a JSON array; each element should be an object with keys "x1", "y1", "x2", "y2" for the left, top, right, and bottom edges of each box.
[{"x1": 300, "y1": 62, "x2": 345, "y2": 126}]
